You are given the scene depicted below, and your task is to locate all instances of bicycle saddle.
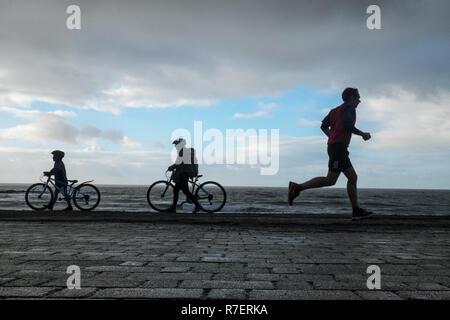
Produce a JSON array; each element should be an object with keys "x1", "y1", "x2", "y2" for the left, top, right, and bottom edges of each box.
[
  {"x1": 68, "y1": 179, "x2": 78, "y2": 183},
  {"x1": 197, "y1": 175, "x2": 203, "y2": 178}
]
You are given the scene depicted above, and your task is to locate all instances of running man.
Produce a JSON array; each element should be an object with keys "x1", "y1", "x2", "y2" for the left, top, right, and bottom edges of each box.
[
  {"x1": 288, "y1": 88, "x2": 373, "y2": 220},
  {"x1": 44, "y1": 150, "x2": 73, "y2": 211}
]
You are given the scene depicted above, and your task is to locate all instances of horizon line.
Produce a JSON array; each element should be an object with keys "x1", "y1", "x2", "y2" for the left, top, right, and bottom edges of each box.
[{"x1": 0, "y1": 182, "x2": 449, "y2": 191}]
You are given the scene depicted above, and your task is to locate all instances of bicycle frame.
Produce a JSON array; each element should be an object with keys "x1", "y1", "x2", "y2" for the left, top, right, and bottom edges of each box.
[
  {"x1": 40, "y1": 175, "x2": 93, "y2": 200},
  {"x1": 166, "y1": 170, "x2": 201, "y2": 187},
  {"x1": 164, "y1": 170, "x2": 201, "y2": 205},
  {"x1": 148, "y1": 170, "x2": 225, "y2": 213}
]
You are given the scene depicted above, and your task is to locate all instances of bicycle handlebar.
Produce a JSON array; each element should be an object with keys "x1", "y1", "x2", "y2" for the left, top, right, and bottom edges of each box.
[
  {"x1": 165, "y1": 170, "x2": 173, "y2": 181},
  {"x1": 39, "y1": 173, "x2": 50, "y2": 183}
]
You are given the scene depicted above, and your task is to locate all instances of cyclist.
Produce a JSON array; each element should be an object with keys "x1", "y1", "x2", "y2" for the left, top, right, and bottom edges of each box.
[
  {"x1": 44, "y1": 150, "x2": 73, "y2": 211},
  {"x1": 164, "y1": 138, "x2": 201, "y2": 213}
]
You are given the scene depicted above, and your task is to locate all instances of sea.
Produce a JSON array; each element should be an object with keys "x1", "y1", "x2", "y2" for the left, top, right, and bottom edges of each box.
[{"x1": 0, "y1": 183, "x2": 449, "y2": 215}]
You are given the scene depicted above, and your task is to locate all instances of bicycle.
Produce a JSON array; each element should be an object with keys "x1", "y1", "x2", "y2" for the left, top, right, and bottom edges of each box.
[
  {"x1": 147, "y1": 170, "x2": 227, "y2": 213},
  {"x1": 25, "y1": 174, "x2": 101, "y2": 211}
]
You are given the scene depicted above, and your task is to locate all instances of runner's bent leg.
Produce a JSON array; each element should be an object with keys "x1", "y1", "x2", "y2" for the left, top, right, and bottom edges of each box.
[
  {"x1": 297, "y1": 171, "x2": 340, "y2": 191},
  {"x1": 343, "y1": 166, "x2": 358, "y2": 208}
]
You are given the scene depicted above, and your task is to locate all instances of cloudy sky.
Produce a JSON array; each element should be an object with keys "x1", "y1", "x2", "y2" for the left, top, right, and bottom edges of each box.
[{"x1": 0, "y1": 0, "x2": 449, "y2": 188}]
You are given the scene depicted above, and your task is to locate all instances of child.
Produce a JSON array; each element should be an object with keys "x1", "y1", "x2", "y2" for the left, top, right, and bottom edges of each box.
[{"x1": 44, "y1": 150, "x2": 73, "y2": 211}]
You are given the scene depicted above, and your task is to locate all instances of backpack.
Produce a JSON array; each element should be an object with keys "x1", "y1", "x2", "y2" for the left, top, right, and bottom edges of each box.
[{"x1": 180, "y1": 147, "x2": 198, "y2": 178}]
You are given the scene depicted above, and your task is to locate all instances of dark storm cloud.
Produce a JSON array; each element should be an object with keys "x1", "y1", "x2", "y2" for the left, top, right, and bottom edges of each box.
[{"x1": 0, "y1": 0, "x2": 449, "y2": 111}]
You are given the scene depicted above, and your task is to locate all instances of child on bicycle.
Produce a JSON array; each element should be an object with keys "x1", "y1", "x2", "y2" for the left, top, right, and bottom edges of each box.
[
  {"x1": 43, "y1": 150, "x2": 73, "y2": 211},
  {"x1": 165, "y1": 138, "x2": 201, "y2": 213}
]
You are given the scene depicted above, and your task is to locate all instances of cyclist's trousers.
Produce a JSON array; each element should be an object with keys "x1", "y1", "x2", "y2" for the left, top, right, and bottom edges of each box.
[
  {"x1": 173, "y1": 177, "x2": 200, "y2": 208},
  {"x1": 51, "y1": 184, "x2": 71, "y2": 207}
]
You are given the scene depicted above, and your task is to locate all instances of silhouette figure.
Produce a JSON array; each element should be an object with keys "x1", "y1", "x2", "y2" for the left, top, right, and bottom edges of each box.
[
  {"x1": 164, "y1": 138, "x2": 201, "y2": 213},
  {"x1": 44, "y1": 150, "x2": 73, "y2": 211},
  {"x1": 288, "y1": 88, "x2": 373, "y2": 220}
]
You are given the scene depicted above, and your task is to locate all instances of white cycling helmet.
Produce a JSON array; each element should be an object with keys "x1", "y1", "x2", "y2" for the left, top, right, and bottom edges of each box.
[{"x1": 172, "y1": 137, "x2": 185, "y2": 146}]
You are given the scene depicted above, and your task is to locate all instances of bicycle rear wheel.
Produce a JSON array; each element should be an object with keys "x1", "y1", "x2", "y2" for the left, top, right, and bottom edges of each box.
[
  {"x1": 147, "y1": 181, "x2": 175, "y2": 212},
  {"x1": 195, "y1": 181, "x2": 226, "y2": 213},
  {"x1": 25, "y1": 183, "x2": 54, "y2": 211},
  {"x1": 73, "y1": 184, "x2": 101, "y2": 211}
]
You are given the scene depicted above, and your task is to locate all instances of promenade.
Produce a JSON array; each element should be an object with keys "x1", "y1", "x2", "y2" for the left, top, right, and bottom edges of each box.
[{"x1": 0, "y1": 210, "x2": 449, "y2": 299}]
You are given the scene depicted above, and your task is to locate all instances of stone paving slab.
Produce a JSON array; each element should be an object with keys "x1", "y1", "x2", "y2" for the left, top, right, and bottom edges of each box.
[
  {"x1": 396, "y1": 291, "x2": 450, "y2": 300},
  {"x1": 248, "y1": 290, "x2": 362, "y2": 300},
  {"x1": 179, "y1": 280, "x2": 274, "y2": 290},
  {"x1": 0, "y1": 287, "x2": 58, "y2": 297},
  {"x1": 92, "y1": 288, "x2": 204, "y2": 299},
  {"x1": 207, "y1": 289, "x2": 248, "y2": 299},
  {"x1": 0, "y1": 211, "x2": 449, "y2": 299},
  {"x1": 48, "y1": 288, "x2": 98, "y2": 298},
  {"x1": 354, "y1": 291, "x2": 403, "y2": 300}
]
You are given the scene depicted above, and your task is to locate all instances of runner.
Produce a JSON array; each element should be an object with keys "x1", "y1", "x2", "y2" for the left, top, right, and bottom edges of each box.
[{"x1": 288, "y1": 88, "x2": 373, "y2": 220}]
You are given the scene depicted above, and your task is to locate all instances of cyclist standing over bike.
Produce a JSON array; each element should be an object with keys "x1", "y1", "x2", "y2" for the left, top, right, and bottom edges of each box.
[
  {"x1": 165, "y1": 138, "x2": 201, "y2": 213},
  {"x1": 44, "y1": 150, "x2": 73, "y2": 211}
]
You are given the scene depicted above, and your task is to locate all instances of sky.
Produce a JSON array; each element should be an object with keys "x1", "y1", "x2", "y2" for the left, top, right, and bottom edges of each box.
[{"x1": 0, "y1": 0, "x2": 449, "y2": 188}]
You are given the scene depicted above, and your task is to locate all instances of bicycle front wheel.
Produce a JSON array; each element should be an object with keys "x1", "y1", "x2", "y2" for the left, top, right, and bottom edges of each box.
[
  {"x1": 195, "y1": 181, "x2": 227, "y2": 213},
  {"x1": 73, "y1": 184, "x2": 101, "y2": 211},
  {"x1": 147, "y1": 181, "x2": 175, "y2": 212},
  {"x1": 25, "y1": 183, "x2": 54, "y2": 211}
]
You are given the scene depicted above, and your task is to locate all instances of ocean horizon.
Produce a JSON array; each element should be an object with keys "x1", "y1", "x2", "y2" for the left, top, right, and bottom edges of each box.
[{"x1": 1, "y1": 183, "x2": 449, "y2": 216}]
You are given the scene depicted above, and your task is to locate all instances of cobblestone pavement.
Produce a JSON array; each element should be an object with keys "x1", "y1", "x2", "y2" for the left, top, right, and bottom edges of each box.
[{"x1": 0, "y1": 211, "x2": 449, "y2": 299}]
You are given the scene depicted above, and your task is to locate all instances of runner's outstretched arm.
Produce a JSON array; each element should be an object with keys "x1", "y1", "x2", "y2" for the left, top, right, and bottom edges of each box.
[
  {"x1": 342, "y1": 106, "x2": 371, "y2": 141},
  {"x1": 352, "y1": 127, "x2": 371, "y2": 141}
]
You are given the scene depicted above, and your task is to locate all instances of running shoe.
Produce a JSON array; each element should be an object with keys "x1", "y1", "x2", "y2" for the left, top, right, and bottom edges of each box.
[
  {"x1": 352, "y1": 208, "x2": 374, "y2": 221},
  {"x1": 288, "y1": 181, "x2": 300, "y2": 206}
]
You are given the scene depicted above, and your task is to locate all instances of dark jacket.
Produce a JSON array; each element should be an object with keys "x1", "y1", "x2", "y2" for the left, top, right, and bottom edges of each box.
[
  {"x1": 172, "y1": 147, "x2": 198, "y2": 183},
  {"x1": 50, "y1": 160, "x2": 68, "y2": 186}
]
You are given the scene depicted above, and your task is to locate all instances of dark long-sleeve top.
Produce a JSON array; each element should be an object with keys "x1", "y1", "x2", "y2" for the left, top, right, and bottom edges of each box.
[{"x1": 49, "y1": 160, "x2": 68, "y2": 184}]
